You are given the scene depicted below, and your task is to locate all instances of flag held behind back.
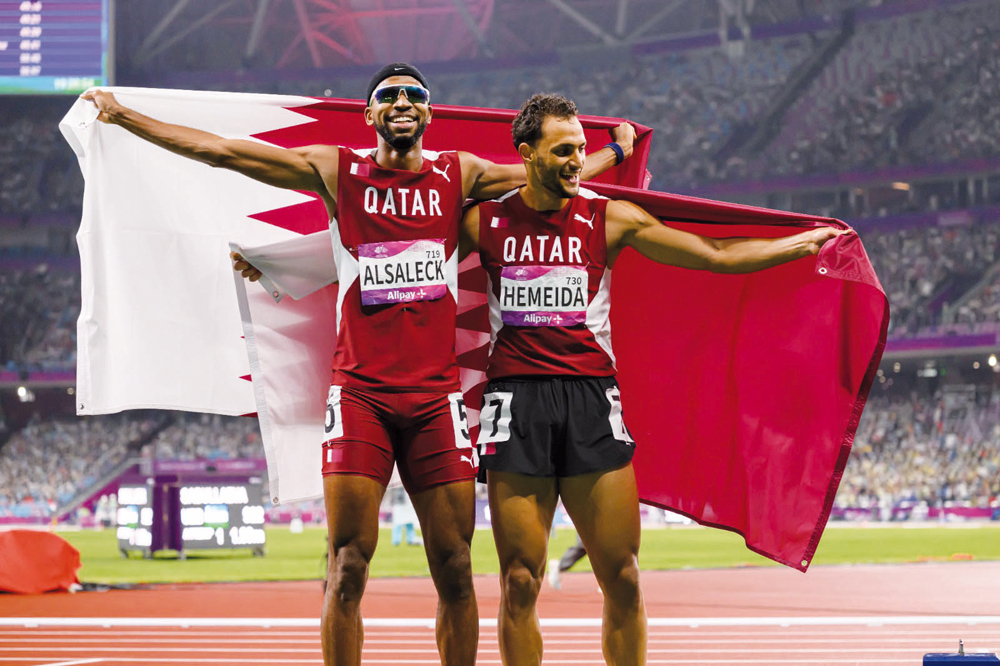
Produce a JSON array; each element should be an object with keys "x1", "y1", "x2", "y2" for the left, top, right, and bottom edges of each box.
[{"x1": 60, "y1": 88, "x2": 887, "y2": 570}]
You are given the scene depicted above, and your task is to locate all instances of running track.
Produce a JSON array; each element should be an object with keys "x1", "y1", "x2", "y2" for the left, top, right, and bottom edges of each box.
[{"x1": 2, "y1": 562, "x2": 999, "y2": 664}]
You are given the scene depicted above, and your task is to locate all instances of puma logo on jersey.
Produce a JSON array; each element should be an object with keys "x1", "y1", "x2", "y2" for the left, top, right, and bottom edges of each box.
[
  {"x1": 574, "y1": 213, "x2": 595, "y2": 230},
  {"x1": 432, "y1": 163, "x2": 451, "y2": 182}
]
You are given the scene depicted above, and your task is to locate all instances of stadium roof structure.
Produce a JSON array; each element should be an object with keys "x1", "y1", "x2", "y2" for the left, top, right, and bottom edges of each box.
[{"x1": 116, "y1": 0, "x2": 878, "y2": 79}]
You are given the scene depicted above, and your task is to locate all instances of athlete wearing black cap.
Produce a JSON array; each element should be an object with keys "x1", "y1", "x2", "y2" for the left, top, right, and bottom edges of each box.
[{"x1": 82, "y1": 63, "x2": 635, "y2": 666}]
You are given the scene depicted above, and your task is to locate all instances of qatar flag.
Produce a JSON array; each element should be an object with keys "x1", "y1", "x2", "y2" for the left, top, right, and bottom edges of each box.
[
  {"x1": 58, "y1": 87, "x2": 652, "y2": 504},
  {"x1": 60, "y1": 88, "x2": 886, "y2": 571}
]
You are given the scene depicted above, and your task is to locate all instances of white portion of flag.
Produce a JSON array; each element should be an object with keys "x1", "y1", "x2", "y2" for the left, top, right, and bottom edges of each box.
[
  {"x1": 60, "y1": 88, "x2": 338, "y2": 503},
  {"x1": 231, "y1": 234, "x2": 339, "y2": 503}
]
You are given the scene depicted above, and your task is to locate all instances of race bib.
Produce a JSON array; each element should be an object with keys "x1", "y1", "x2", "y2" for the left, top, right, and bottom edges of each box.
[
  {"x1": 358, "y1": 239, "x2": 448, "y2": 305},
  {"x1": 500, "y1": 265, "x2": 587, "y2": 326}
]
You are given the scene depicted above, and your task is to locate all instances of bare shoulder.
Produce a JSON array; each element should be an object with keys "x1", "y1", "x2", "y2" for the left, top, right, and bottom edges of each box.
[
  {"x1": 606, "y1": 199, "x2": 654, "y2": 230},
  {"x1": 456, "y1": 150, "x2": 488, "y2": 173},
  {"x1": 294, "y1": 143, "x2": 340, "y2": 162},
  {"x1": 456, "y1": 150, "x2": 482, "y2": 163},
  {"x1": 291, "y1": 144, "x2": 340, "y2": 203},
  {"x1": 297, "y1": 143, "x2": 341, "y2": 180}
]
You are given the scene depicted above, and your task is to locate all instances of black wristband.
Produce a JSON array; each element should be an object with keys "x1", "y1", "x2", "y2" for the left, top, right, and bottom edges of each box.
[{"x1": 605, "y1": 142, "x2": 625, "y2": 166}]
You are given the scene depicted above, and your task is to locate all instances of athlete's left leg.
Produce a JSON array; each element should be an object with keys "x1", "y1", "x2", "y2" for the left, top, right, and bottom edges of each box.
[
  {"x1": 411, "y1": 480, "x2": 478, "y2": 666},
  {"x1": 398, "y1": 391, "x2": 479, "y2": 666},
  {"x1": 560, "y1": 463, "x2": 646, "y2": 666}
]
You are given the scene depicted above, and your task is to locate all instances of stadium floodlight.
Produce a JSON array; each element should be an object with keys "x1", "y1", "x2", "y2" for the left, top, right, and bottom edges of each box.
[{"x1": 990, "y1": 355, "x2": 997, "y2": 368}]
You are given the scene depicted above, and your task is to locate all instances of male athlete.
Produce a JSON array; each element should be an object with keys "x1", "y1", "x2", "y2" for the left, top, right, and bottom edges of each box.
[
  {"x1": 459, "y1": 94, "x2": 846, "y2": 665},
  {"x1": 82, "y1": 65, "x2": 632, "y2": 666}
]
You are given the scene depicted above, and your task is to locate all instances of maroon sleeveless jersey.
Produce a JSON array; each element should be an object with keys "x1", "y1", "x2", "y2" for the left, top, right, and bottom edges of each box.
[
  {"x1": 331, "y1": 147, "x2": 463, "y2": 392},
  {"x1": 477, "y1": 187, "x2": 617, "y2": 380}
]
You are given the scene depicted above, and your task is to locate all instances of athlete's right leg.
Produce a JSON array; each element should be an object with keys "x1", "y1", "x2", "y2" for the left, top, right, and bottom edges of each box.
[
  {"x1": 320, "y1": 386, "x2": 396, "y2": 666},
  {"x1": 487, "y1": 470, "x2": 559, "y2": 666},
  {"x1": 321, "y1": 474, "x2": 386, "y2": 666}
]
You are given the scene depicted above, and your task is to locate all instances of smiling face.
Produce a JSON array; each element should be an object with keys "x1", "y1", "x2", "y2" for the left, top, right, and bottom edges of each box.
[
  {"x1": 522, "y1": 115, "x2": 586, "y2": 200},
  {"x1": 364, "y1": 75, "x2": 432, "y2": 152}
]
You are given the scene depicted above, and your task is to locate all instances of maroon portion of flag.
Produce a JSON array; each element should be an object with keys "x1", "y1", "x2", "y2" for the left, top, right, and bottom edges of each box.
[
  {"x1": 251, "y1": 98, "x2": 653, "y2": 186},
  {"x1": 246, "y1": 98, "x2": 887, "y2": 570},
  {"x1": 587, "y1": 183, "x2": 888, "y2": 571},
  {"x1": 248, "y1": 195, "x2": 328, "y2": 235}
]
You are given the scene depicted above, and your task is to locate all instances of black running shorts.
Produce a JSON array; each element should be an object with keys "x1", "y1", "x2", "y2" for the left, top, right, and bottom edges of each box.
[{"x1": 476, "y1": 375, "x2": 635, "y2": 480}]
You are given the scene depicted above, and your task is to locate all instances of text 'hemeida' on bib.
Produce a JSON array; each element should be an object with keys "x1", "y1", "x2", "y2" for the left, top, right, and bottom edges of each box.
[{"x1": 500, "y1": 265, "x2": 587, "y2": 326}]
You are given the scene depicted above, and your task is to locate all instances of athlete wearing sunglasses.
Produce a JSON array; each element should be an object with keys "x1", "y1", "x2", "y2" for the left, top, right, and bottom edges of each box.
[
  {"x1": 370, "y1": 83, "x2": 431, "y2": 106},
  {"x1": 82, "y1": 61, "x2": 635, "y2": 666}
]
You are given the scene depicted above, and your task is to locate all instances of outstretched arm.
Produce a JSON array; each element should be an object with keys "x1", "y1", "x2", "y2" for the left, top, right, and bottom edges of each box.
[
  {"x1": 81, "y1": 90, "x2": 336, "y2": 199},
  {"x1": 460, "y1": 121, "x2": 636, "y2": 200},
  {"x1": 606, "y1": 200, "x2": 848, "y2": 272}
]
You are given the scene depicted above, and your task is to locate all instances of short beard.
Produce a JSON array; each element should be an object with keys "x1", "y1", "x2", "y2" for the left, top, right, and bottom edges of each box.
[
  {"x1": 375, "y1": 120, "x2": 427, "y2": 152},
  {"x1": 539, "y1": 168, "x2": 578, "y2": 200}
]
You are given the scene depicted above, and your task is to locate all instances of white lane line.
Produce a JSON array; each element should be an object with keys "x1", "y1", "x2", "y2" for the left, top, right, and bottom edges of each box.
[
  {"x1": 2, "y1": 646, "x2": 987, "y2": 656},
  {"x1": 3, "y1": 648, "x2": 324, "y2": 654},
  {"x1": 647, "y1": 616, "x2": 1000, "y2": 628},
  {"x1": 0, "y1": 657, "x2": 324, "y2": 666},
  {"x1": 0, "y1": 635, "x2": 983, "y2": 647},
  {"x1": 5, "y1": 628, "x2": 1000, "y2": 639},
  {"x1": 0, "y1": 657, "x2": 936, "y2": 666},
  {"x1": 3, "y1": 616, "x2": 1000, "y2": 628},
  {"x1": 40, "y1": 660, "x2": 104, "y2": 666}
]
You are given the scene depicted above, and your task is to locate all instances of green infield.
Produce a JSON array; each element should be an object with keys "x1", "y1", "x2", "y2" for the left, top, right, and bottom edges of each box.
[{"x1": 56, "y1": 522, "x2": 1000, "y2": 585}]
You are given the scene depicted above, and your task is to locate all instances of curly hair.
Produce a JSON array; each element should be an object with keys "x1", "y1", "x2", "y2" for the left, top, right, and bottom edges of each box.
[{"x1": 511, "y1": 93, "x2": 579, "y2": 149}]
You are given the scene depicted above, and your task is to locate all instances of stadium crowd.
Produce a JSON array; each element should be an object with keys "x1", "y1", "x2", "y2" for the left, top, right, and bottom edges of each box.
[
  {"x1": 3, "y1": 0, "x2": 1000, "y2": 525},
  {"x1": 911, "y1": 24, "x2": 1000, "y2": 165},
  {"x1": 4, "y1": 4, "x2": 999, "y2": 214},
  {"x1": 838, "y1": 390, "x2": 1000, "y2": 514},
  {"x1": 3, "y1": 388, "x2": 999, "y2": 521},
  {"x1": 861, "y1": 220, "x2": 1000, "y2": 337},
  {"x1": 754, "y1": 1, "x2": 1000, "y2": 177},
  {"x1": 0, "y1": 103, "x2": 82, "y2": 215},
  {"x1": 143, "y1": 412, "x2": 262, "y2": 461},
  {"x1": 0, "y1": 413, "x2": 164, "y2": 518},
  {"x1": 0, "y1": 265, "x2": 80, "y2": 373},
  {"x1": 0, "y1": 412, "x2": 261, "y2": 519}
]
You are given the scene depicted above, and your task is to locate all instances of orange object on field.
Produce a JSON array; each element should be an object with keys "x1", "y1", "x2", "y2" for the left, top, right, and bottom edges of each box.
[{"x1": 0, "y1": 529, "x2": 81, "y2": 594}]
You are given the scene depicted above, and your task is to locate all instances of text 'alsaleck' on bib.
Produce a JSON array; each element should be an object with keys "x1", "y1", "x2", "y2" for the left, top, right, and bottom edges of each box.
[
  {"x1": 358, "y1": 238, "x2": 448, "y2": 305},
  {"x1": 500, "y1": 265, "x2": 587, "y2": 327}
]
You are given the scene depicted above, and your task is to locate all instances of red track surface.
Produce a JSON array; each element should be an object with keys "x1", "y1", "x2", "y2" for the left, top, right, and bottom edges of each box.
[{"x1": 2, "y1": 562, "x2": 999, "y2": 664}]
